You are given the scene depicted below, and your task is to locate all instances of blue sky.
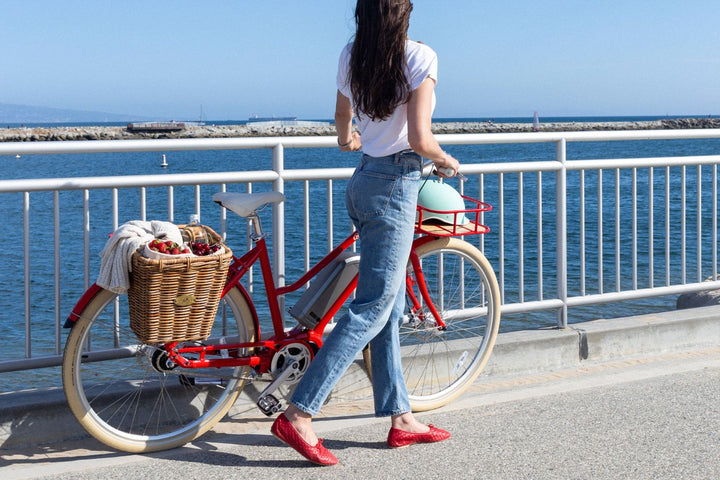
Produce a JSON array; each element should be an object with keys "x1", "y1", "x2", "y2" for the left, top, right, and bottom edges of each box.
[{"x1": 2, "y1": 0, "x2": 719, "y2": 120}]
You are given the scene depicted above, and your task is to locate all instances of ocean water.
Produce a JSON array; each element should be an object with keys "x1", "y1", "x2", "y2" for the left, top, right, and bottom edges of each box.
[{"x1": 2, "y1": 116, "x2": 720, "y2": 393}]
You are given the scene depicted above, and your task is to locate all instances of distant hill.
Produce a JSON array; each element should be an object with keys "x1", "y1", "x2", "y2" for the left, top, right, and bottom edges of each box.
[{"x1": 0, "y1": 103, "x2": 148, "y2": 124}]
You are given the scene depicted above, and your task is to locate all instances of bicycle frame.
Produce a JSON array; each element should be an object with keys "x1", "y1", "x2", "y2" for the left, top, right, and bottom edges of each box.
[
  {"x1": 65, "y1": 191, "x2": 491, "y2": 375},
  {"x1": 168, "y1": 230, "x2": 453, "y2": 370}
]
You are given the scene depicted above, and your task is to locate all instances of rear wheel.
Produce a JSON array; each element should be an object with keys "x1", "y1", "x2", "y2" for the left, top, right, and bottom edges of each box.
[
  {"x1": 402, "y1": 237, "x2": 501, "y2": 410},
  {"x1": 62, "y1": 287, "x2": 256, "y2": 453}
]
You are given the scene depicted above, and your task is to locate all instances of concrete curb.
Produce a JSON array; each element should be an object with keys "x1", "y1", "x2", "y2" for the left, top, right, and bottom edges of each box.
[
  {"x1": 485, "y1": 305, "x2": 720, "y2": 377},
  {"x1": 2, "y1": 306, "x2": 719, "y2": 450}
]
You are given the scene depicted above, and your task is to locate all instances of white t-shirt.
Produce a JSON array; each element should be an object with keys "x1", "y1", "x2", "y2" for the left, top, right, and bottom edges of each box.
[{"x1": 336, "y1": 40, "x2": 438, "y2": 158}]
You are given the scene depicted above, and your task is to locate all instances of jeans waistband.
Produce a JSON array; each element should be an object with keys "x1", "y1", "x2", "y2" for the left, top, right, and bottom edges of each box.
[{"x1": 362, "y1": 149, "x2": 422, "y2": 166}]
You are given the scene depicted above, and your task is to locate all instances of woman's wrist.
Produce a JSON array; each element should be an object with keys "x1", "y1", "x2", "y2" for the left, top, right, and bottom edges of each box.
[
  {"x1": 338, "y1": 132, "x2": 361, "y2": 151},
  {"x1": 433, "y1": 151, "x2": 452, "y2": 168}
]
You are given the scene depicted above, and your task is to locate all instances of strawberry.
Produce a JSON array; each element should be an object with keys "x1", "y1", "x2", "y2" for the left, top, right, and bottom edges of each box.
[{"x1": 147, "y1": 238, "x2": 192, "y2": 255}]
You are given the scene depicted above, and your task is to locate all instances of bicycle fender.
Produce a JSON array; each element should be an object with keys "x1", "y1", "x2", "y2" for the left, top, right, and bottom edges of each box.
[
  {"x1": 227, "y1": 283, "x2": 262, "y2": 337},
  {"x1": 64, "y1": 283, "x2": 105, "y2": 328},
  {"x1": 412, "y1": 235, "x2": 441, "y2": 250}
]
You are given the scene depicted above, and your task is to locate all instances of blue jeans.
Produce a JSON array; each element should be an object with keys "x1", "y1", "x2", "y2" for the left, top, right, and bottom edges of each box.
[{"x1": 290, "y1": 150, "x2": 423, "y2": 417}]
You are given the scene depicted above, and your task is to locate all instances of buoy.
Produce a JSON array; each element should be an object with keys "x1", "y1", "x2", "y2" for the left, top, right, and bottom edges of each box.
[{"x1": 161, "y1": 154, "x2": 168, "y2": 167}]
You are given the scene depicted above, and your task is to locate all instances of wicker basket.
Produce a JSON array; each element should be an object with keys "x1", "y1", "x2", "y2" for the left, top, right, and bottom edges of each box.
[{"x1": 128, "y1": 226, "x2": 232, "y2": 344}]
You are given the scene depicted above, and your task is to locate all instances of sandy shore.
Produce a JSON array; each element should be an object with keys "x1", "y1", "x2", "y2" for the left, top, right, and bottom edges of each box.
[{"x1": 1, "y1": 118, "x2": 718, "y2": 142}]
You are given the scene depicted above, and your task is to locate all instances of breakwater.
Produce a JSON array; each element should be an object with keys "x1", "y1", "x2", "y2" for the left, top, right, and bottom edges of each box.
[{"x1": 1, "y1": 118, "x2": 719, "y2": 142}]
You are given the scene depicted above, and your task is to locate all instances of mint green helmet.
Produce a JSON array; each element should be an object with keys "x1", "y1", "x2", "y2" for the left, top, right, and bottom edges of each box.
[{"x1": 417, "y1": 179, "x2": 469, "y2": 225}]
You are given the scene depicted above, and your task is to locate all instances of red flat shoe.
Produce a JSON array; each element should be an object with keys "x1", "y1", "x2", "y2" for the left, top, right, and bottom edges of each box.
[
  {"x1": 271, "y1": 413, "x2": 339, "y2": 466},
  {"x1": 387, "y1": 424, "x2": 451, "y2": 448}
]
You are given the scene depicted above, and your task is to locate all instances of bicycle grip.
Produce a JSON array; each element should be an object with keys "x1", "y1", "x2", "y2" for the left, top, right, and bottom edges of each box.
[{"x1": 437, "y1": 166, "x2": 456, "y2": 177}]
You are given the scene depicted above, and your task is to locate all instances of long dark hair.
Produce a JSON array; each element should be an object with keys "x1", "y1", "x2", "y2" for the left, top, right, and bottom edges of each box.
[{"x1": 349, "y1": 0, "x2": 413, "y2": 121}]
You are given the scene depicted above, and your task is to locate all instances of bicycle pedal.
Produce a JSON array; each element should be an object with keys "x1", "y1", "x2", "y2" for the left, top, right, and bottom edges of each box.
[{"x1": 257, "y1": 394, "x2": 282, "y2": 416}]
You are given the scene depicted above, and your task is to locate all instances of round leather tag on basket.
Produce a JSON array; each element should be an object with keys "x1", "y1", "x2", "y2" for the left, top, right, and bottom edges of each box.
[{"x1": 174, "y1": 294, "x2": 196, "y2": 307}]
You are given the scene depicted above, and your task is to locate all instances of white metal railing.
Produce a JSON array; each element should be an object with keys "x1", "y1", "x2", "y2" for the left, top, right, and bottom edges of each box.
[{"x1": 1, "y1": 129, "x2": 720, "y2": 382}]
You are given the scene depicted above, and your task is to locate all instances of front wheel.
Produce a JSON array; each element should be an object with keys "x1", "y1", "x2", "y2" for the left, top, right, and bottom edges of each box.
[
  {"x1": 402, "y1": 237, "x2": 501, "y2": 410},
  {"x1": 62, "y1": 286, "x2": 256, "y2": 453}
]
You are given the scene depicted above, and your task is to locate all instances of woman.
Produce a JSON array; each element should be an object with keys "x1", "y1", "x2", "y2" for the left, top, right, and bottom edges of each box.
[{"x1": 271, "y1": 0, "x2": 460, "y2": 465}]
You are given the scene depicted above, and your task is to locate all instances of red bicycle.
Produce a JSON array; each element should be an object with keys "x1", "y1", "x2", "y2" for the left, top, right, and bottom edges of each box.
[{"x1": 62, "y1": 184, "x2": 500, "y2": 453}]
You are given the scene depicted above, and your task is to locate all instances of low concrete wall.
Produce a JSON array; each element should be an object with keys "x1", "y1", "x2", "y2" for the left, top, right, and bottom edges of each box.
[{"x1": 2, "y1": 306, "x2": 718, "y2": 450}]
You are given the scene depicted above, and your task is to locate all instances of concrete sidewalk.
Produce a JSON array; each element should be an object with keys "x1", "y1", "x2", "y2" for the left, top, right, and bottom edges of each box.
[{"x1": 1, "y1": 306, "x2": 719, "y2": 478}]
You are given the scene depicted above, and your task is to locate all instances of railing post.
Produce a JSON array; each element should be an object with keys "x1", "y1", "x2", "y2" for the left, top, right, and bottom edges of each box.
[
  {"x1": 556, "y1": 138, "x2": 568, "y2": 328},
  {"x1": 23, "y1": 192, "x2": 31, "y2": 357},
  {"x1": 83, "y1": 189, "x2": 91, "y2": 290},
  {"x1": 272, "y1": 143, "x2": 286, "y2": 314},
  {"x1": 54, "y1": 191, "x2": 61, "y2": 354}
]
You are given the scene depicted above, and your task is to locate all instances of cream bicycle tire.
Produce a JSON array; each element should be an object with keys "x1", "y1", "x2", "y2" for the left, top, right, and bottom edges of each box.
[{"x1": 62, "y1": 287, "x2": 256, "y2": 453}]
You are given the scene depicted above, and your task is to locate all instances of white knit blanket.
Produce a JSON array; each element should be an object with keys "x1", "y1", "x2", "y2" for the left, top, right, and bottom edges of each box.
[{"x1": 96, "y1": 220, "x2": 183, "y2": 294}]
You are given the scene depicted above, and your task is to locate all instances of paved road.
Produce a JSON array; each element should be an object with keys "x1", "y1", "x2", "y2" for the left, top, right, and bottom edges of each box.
[{"x1": 2, "y1": 348, "x2": 719, "y2": 480}]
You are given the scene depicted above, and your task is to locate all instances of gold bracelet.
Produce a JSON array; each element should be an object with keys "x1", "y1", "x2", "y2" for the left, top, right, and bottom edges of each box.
[{"x1": 337, "y1": 137, "x2": 353, "y2": 148}]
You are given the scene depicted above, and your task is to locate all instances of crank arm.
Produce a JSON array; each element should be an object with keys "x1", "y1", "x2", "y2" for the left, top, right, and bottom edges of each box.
[{"x1": 256, "y1": 361, "x2": 300, "y2": 416}]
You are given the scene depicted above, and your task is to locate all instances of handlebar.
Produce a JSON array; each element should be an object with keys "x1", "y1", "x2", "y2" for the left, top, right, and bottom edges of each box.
[{"x1": 422, "y1": 160, "x2": 466, "y2": 181}]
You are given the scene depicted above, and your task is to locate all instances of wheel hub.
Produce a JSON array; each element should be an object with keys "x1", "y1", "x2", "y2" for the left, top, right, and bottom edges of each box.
[
  {"x1": 150, "y1": 348, "x2": 177, "y2": 373},
  {"x1": 407, "y1": 312, "x2": 446, "y2": 337}
]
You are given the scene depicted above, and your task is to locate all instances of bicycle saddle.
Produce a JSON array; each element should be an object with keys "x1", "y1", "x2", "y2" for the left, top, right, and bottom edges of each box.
[{"x1": 213, "y1": 191, "x2": 286, "y2": 218}]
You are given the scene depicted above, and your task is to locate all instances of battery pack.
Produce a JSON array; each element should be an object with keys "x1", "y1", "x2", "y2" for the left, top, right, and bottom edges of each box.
[{"x1": 289, "y1": 251, "x2": 360, "y2": 328}]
